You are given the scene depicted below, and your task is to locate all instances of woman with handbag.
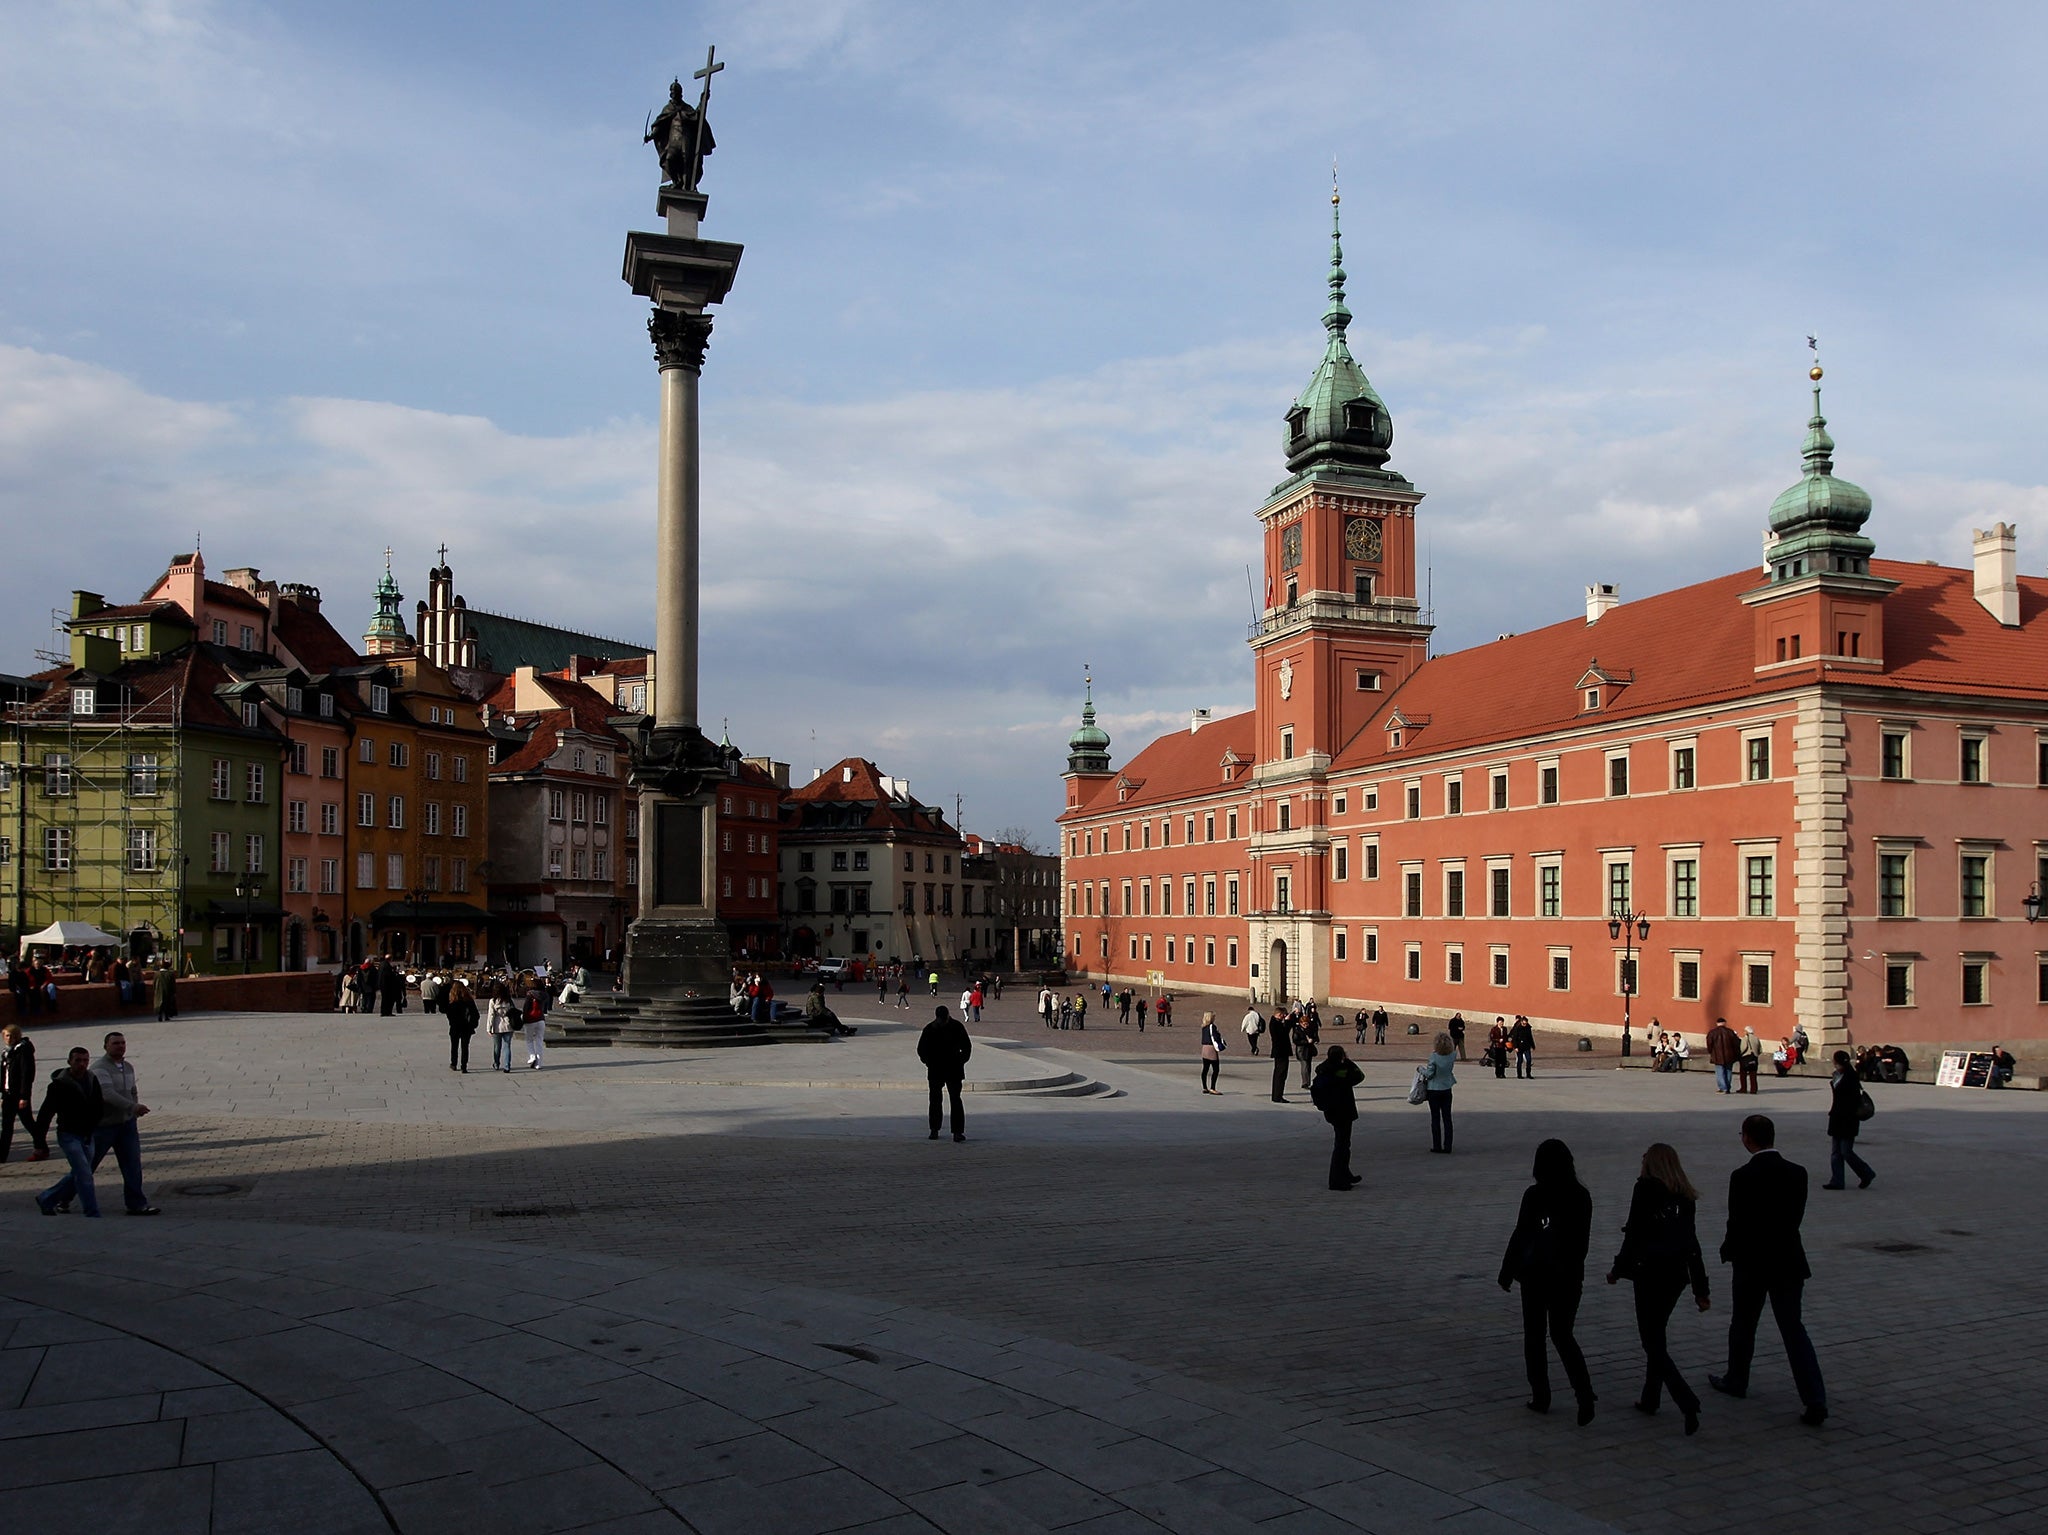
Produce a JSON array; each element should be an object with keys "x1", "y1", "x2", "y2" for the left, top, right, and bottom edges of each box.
[
  {"x1": 1198, "y1": 1012, "x2": 1226, "y2": 1094},
  {"x1": 1606, "y1": 1143, "x2": 1710, "y2": 1434},
  {"x1": 1421, "y1": 1032, "x2": 1457, "y2": 1152},
  {"x1": 1821, "y1": 1049, "x2": 1876, "y2": 1188},
  {"x1": 1499, "y1": 1138, "x2": 1596, "y2": 1423}
]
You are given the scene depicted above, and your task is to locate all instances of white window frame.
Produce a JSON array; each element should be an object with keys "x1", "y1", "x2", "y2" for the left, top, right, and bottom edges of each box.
[
  {"x1": 1666, "y1": 845, "x2": 1702, "y2": 919},
  {"x1": 1673, "y1": 950, "x2": 1703, "y2": 1001},
  {"x1": 1489, "y1": 945, "x2": 1510, "y2": 987},
  {"x1": 1404, "y1": 943, "x2": 1422, "y2": 982},
  {"x1": 1669, "y1": 737, "x2": 1698, "y2": 792}
]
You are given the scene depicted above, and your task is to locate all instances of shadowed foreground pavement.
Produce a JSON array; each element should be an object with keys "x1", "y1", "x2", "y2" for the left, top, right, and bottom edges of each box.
[{"x1": 1, "y1": 1006, "x2": 2042, "y2": 1534}]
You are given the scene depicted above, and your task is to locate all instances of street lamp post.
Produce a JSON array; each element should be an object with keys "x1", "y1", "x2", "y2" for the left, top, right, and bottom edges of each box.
[
  {"x1": 233, "y1": 877, "x2": 256, "y2": 974},
  {"x1": 1608, "y1": 907, "x2": 1651, "y2": 1054}
]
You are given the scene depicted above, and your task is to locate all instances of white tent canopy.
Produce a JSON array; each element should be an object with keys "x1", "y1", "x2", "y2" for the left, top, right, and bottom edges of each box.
[{"x1": 19, "y1": 920, "x2": 123, "y2": 953}]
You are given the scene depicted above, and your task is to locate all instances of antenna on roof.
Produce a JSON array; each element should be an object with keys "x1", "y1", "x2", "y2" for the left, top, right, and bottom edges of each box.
[{"x1": 1425, "y1": 533, "x2": 1433, "y2": 658}]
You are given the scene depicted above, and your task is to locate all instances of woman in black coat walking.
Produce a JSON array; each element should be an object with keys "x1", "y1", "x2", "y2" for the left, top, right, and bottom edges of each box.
[
  {"x1": 444, "y1": 980, "x2": 480, "y2": 1073},
  {"x1": 1821, "y1": 1049, "x2": 1875, "y2": 1189},
  {"x1": 1499, "y1": 1138, "x2": 1596, "y2": 1423},
  {"x1": 1606, "y1": 1142, "x2": 1710, "y2": 1434}
]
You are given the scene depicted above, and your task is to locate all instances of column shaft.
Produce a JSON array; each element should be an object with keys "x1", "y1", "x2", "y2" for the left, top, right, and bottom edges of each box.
[{"x1": 654, "y1": 360, "x2": 700, "y2": 728}]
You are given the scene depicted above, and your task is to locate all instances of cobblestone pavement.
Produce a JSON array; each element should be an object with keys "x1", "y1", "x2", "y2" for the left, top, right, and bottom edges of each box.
[{"x1": 1, "y1": 1007, "x2": 2043, "y2": 1534}]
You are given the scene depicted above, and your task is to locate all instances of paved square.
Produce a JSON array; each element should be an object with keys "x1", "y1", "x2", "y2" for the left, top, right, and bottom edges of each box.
[{"x1": 1, "y1": 1001, "x2": 2042, "y2": 1534}]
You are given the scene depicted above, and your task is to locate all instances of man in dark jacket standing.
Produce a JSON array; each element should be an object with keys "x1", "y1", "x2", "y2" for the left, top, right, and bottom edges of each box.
[
  {"x1": 1705, "y1": 1018, "x2": 1742, "y2": 1094},
  {"x1": 918, "y1": 1005, "x2": 972, "y2": 1142},
  {"x1": 1, "y1": 1024, "x2": 49, "y2": 1162},
  {"x1": 1311, "y1": 1046, "x2": 1365, "y2": 1190},
  {"x1": 33, "y1": 1048, "x2": 105, "y2": 1216},
  {"x1": 1821, "y1": 1049, "x2": 1875, "y2": 1190},
  {"x1": 1709, "y1": 1114, "x2": 1828, "y2": 1425},
  {"x1": 377, "y1": 956, "x2": 401, "y2": 1017},
  {"x1": 1509, "y1": 1015, "x2": 1536, "y2": 1079}
]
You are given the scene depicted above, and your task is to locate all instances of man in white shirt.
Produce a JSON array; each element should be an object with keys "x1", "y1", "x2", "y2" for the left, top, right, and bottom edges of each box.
[
  {"x1": 1241, "y1": 1006, "x2": 1264, "y2": 1057},
  {"x1": 90, "y1": 1032, "x2": 159, "y2": 1215}
]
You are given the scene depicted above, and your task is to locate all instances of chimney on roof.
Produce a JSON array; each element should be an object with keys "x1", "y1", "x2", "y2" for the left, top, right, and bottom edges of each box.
[
  {"x1": 841, "y1": 765, "x2": 854, "y2": 783},
  {"x1": 1189, "y1": 707, "x2": 1212, "y2": 735},
  {"x1": 1973, "y1": 523, "x2": 2020, "y2": 627},
  {"x1": 279, "y1": 583, "x2": 321, "y2": 612},
  {"x1": 1585, "y1": 583, "x2": 1619, "y2": 624}
]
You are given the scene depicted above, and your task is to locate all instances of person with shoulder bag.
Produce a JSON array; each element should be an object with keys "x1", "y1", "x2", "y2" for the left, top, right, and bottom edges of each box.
[
  {"x1": 444, "y1": 980, "x2": 479, "y2": 1073},
  {"x1": 1310, "y1": 1046, "x2": 1365, "y2": 1190},
  {"x1": 1607, "y1": 1143, "x2": 1710, "y2": 1434},
  {"x1": 1821, "y1": 1049, "x2": 1875, "y2": 1189},
  {"x1": 1198, "y1": 1012, "x2": 1226, "y2": 1095},
  {"x1": 1500, "y1": 1138, "x2": 1596, "y2": 1423},
  {"x1": 521, "y1": 979, "x2": 547, "y2": 1070},
  {"x1": 1420, "y1": 1032, "x2": 1457, "y2": 1151}
]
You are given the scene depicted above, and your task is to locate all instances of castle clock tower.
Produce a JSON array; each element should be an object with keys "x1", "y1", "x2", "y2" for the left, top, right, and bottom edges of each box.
[{"x1": 1246, "y1": 182, "x2": 1432, "y2": 1005}]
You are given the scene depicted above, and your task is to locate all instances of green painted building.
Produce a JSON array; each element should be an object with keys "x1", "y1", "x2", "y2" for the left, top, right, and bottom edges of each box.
[{"x1": 3, "y1": 604, "x2": 286, "y2": 971}]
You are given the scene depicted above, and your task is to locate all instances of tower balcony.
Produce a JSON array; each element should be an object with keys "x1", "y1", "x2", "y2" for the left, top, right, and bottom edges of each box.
[{"x1": 1249, "y1": 593, "x2": 1432, "y2": 643}]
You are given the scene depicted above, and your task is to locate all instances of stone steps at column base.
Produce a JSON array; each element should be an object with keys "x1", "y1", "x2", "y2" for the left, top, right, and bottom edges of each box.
[{"x1": 545, "y1": 994, "x2": 832, "y2": 1049}]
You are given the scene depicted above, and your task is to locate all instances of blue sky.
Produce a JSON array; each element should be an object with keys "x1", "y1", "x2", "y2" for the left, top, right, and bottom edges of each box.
[{"x1": 3, "y1": 0, "x2": 2044, "y2": 841}]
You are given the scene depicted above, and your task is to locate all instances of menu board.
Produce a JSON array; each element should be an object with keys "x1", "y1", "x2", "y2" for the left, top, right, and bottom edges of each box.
[{"x1": 1936, "y1": 1051, "x2": 1995, "y2": 1088}]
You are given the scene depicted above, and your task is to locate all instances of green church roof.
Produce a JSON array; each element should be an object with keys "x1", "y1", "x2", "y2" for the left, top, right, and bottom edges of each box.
[
  {"x1": 1764, "y1": 373, "x2": 1874, "y2": 583},
  {"x1": 1066, "y1": 672, "x2": 1111, "y2": 774}
]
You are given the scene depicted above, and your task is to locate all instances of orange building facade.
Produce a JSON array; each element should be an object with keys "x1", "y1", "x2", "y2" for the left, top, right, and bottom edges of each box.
[{"x1": 1061, "y1": 197, "x2": 2048, "y2": 1055}]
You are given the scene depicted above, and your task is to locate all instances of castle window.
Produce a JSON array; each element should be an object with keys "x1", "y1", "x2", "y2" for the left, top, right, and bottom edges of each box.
[
  {"x1": 1355, "y1": 669, "x2": 1381, "y2": 692},
  {"x1": 1343, "y1": 400, "x2": 1378, "y2": 434},
  {"x1": 1286, "y1": 406, "x2": 1308, "y2": 444},
  {"x1": 1354, "y1": 571, "x2": 1375, "y2": 603}
]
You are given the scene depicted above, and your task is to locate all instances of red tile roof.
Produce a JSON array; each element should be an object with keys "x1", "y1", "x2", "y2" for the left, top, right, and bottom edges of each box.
[
  {"x1": 202, "y1": 579, "x2": 269, "y2": 615},
  {"x1": 10, "y1": 647, "x2": 252, "y2": 732},
  {"x1": 1328, "y1": 557, "x2": 2048, "y2": 772},
  {"x1": 787, "y1": 757, "x2": 953, "y2": 834}
]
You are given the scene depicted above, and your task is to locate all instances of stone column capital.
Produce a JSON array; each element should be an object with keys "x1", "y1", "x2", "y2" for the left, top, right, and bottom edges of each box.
[{"x1": 649, "y1": 309, "x2": 713, "y2": 373}]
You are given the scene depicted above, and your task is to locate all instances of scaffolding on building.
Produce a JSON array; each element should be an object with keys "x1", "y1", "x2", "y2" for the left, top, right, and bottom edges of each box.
[{"x1": 5, "y1": 684, "x2": 186, "y2": 957}]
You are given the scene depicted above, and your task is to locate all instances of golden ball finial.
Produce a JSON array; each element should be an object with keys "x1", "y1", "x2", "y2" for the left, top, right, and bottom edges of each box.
[
  {"x1": 1331, "y1": 189, "x2": 1341, "y2": 205},
  {"x1": 1810, "y1": 365, "x2": 1823, "y2": 381}
]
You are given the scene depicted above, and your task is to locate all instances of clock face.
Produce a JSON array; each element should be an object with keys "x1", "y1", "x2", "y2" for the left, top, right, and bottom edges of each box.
[
  {"x1": 1281, "y1": 524, "x2": 1302, "y2": 570},
  {"x1": 1345, "y1": 517, "x2": 1382, "y2": 563}
]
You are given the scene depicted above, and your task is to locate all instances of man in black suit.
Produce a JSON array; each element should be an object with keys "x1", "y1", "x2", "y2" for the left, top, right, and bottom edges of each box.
[
  {"x1": 917, "y1": 1005, "x2": 972, "y2": 1143},
  {"x1": 1709, "y1": 1114, "x2": 1828, "y2": 1425}
]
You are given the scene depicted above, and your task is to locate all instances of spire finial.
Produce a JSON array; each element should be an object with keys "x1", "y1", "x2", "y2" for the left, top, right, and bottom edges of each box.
[
  {"x1": 383, "y1": 545, "x2": 393, "y2": 574},
  {"x1": 1324, "y1": 163, "x2": 1350, "y2": 340},
  {"x1": 1799, "y1": 339, "x2": 1834, "y2": 476}
]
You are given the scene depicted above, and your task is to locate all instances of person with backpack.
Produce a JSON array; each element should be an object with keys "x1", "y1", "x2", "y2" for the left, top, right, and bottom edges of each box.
[
  {"x1": 1821, "y1": 1050, "x2": 1875, "y2": 1189},
  {"x1": 1310, "y1": 1045, "x2": 1365, "y2": 1190},
  {"x1": 1198, "y1": 1012, "x2": 1226, "y2": 1094},
  {"x1": 1606, "y1": 1143, "x2": 1710, "y2": 1434},
  {"x1": 1499, "y1": 1138, "x2": 1596, "y2": 1424}
]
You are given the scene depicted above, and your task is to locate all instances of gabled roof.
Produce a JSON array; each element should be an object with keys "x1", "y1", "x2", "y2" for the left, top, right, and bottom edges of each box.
[
  {"x1": 786, "y1": 757, "x2": 954, "y2": 836},
  {"x1": 273, "y1": 600, "x2": 361, "y2": 673},
  {"x1": 9, "y1": 646, "x2": 266, "y2": 734},
  {"x1": 1064, "y1": 711, "x2": 1256, "y2": 817}
]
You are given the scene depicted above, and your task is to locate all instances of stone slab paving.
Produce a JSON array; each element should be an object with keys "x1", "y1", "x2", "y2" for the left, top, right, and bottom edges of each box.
[{"x1": 0, "y1": 1008, "x2": 2044, "y2": 1534}]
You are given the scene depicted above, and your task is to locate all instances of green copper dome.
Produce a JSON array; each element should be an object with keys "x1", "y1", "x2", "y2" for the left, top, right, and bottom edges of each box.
[
  {"x1": 1765, "y1": 379, "x2": 1874, "y2": 583},
  {"x1": 1283, "y1": 188, "x2": 1394, "y2": 476},
  {"x1": 365, "y1": 551, "x2": 407, "y2": 643},
  {"x1": 1066, "y1": 674, "x2": 1111, "y2": 775}
]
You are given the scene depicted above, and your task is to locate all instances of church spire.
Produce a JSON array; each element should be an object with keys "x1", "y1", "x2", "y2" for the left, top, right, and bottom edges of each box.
[
  {"x1": 1065, "y1": 666, "x2": 1112, "y2": 775},
  {"x1": 362, "y1": 545, "x2": 411, "y2": 655},
  {"x1": 1765, "y1": 354, "x2": 1874, "y2": 584},
  {"x1": 1281, "y1": 170, "x2": 1399, "y2": 482}
]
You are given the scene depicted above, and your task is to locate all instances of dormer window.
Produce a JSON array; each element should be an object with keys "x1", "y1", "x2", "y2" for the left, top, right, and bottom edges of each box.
[
  {"x1": 1343, "y1": 400, "x2": 1378, "y2": 434},
  {"x1": 287, "y1": 686, "x2": 304, "y2": 713},
  {"x1": 370, "y1": 684, "x2": 390, "y2": 714},
  {"x1": 318, "y1": 693, "x2": 335, "y2": 718},
  {"x1": 1287, "y1": 406, "x2": 1308, "y2": 444},
  {"x1": 70, "y1": 688, "x2": 95, "y2": 717},
  {"x1": 1584, "y1": 688, "x2": 1601, "y2": 711},
  {"x1": 242, "y1": 701, "x2": 260, "y2": 728},
  {"x1": 1389, "y1": 729, "x2": 1403, "y2": 750}
]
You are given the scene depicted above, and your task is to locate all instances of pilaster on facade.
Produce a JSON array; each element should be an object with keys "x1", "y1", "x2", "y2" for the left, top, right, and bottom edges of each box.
[{"x1": 1791, "y1": 691, "x2": 1852, "y2": 1047}]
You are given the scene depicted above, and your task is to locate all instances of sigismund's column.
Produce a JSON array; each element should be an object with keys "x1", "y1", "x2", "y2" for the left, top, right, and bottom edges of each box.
[{"x1": 618, "y1": 58, "x2": 744, "y2": 993}]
